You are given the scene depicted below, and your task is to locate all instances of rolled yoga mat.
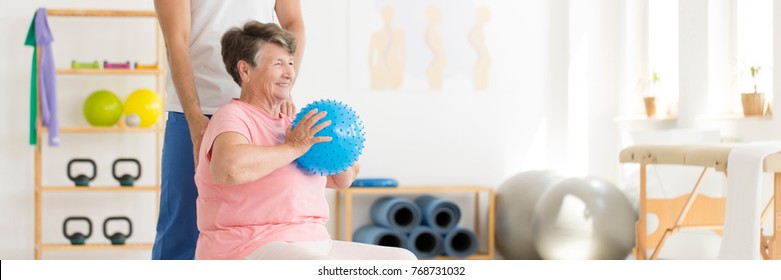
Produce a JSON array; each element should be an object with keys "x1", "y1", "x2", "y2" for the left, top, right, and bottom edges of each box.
[
  {"x1": 406, "y1": 225, "x2": 444, "y2": 259},
  {"x1": 353, "y1": 225, "x2": 407, "y2": 248},
  {"x1": 370, "y1": 196, "x2": 421, "y2": 233},
  {"x1": 414, "y1": 195, "x2": 461, "y2": 234},
  {"x1": 443, "y1": 227, "x2": 478, "y2": 258}
]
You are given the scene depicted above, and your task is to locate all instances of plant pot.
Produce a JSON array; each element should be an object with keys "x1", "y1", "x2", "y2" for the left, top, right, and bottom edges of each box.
[
  {"x1": 643, "y1": 97, "x2": 656, "y2": 118},
  {"x1": 741, "y1": 92, "x2": 765, "y2": 116}
]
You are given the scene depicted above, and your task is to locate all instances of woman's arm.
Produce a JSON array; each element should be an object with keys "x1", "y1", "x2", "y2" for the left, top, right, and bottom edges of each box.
[
  {"x1": 210, "y1": 132, "x2": 298, "y2": 185},
  {"x1": 210, "y1": 109, "x2": 331, "y2": 186},
  {"x1": 326, "y1": 163, "x2": 360, "y2": 190},
  {"x1": 154, "y1": 0, "x2": 210, "y2": 166}
]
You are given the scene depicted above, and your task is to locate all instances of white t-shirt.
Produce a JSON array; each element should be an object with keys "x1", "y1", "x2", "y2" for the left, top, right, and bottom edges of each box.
[{"x1": 165, "y1": 0, "x2": 277, "y2": 114}]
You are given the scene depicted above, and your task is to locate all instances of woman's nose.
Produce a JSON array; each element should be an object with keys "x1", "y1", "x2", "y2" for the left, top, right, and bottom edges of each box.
[{"x1": 283, "y1": 66, "x2": 295, "y2": 80}]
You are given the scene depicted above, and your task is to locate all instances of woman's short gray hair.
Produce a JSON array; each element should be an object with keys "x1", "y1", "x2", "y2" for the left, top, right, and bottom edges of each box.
[{"x1": 221, "y1": 20, "x2": 297, "y2": 86}]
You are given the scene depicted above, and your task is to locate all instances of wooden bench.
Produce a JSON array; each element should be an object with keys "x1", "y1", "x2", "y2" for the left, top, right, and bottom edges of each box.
[{"x1": 619, "y1": 145, "x2": 781, "y2": 259}]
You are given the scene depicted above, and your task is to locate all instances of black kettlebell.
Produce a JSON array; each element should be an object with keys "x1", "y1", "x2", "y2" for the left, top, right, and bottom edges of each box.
[
  {"x1": 63, "y1": 216, "x2": 92, "y2": 245},
  {"x1": 103, "y1": 216, "x2": 132, "y2": 245},
  {"x1": 67, "y1": 159, "x2": 97, "y2": 187},
  {"x1": 112, "y1": 158, "x2": 141, "y2": 187}
]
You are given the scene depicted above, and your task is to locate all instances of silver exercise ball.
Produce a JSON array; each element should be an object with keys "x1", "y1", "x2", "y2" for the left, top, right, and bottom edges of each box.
[
  {"x1": 125, "y1": 113, "x2": 141, "y2": 127},
  {"x1": 495, "y1": 170, "x2": 565, "y2": 259},
  {"x1": 531, "y1": 177, "x2": 636, "y2": 260}
]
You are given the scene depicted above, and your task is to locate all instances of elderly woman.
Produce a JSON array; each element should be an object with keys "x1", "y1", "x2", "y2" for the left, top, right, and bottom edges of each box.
[{"x1": 193, "y1": 21, "x2": 416, "y2": 260}]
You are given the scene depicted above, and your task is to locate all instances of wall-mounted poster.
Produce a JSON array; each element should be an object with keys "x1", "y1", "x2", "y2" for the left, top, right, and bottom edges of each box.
[{"x1": 350, "y1": 0, "x2": 503, "y2": 93}]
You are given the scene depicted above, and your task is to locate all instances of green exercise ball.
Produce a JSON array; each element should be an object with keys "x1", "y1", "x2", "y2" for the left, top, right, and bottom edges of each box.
[{"x1": 84, "y1": 90, "x2": 123, "y2": 126}]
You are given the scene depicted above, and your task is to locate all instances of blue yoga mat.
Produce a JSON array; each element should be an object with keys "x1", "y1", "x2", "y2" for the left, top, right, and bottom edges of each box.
[
  {"x1": 370, "y1": 196, "x2": 421, "y2": 233},
  {"x1": 351, "y1": 178, "x2": 398, "y2": 187},
  {"x1": 414, "y1": 195, "x2": 461, "y2": 233},
  {"x1": 353, "y1": 225, "x2": 407, "y2": 248},
  {"x1": 443, "y1": 227, "x2": 478, "y2": 258},
  {"x1": 406, "y1": 225, "x2": 443, "y2": 259}
]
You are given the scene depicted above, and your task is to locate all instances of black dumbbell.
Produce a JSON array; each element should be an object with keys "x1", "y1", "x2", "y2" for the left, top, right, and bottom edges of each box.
[
  {"x1": 67, "y1": 159, "x2": 96, "y2": 187},
  {"x1": 103, "y1": 216, "x2": 133, "y2": 245},
  {"x1": 63, "y1": 216, "x2": 92, "y2": 245},
  {"x1": 112, "y1": 158, "x2": 141, "y2": 187}
]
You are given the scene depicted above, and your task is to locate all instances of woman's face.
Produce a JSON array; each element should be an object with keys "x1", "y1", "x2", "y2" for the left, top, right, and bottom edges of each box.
[{"x1": 245, "y1": 43, "x2": 295, "y2": 101}]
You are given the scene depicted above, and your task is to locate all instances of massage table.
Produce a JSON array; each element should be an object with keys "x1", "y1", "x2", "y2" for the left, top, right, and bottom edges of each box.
[{"x1": 619, "y1": 145, "x2": 781, "y2": 260}]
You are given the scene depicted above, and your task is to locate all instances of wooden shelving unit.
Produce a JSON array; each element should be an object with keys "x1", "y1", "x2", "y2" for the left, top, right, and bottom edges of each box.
[
  {"x1": 334, "y1": 186, "x2": 495, "y2": 260},
  {"x1": 33, "y1": 9, "x2": 165, "y2": 259}
]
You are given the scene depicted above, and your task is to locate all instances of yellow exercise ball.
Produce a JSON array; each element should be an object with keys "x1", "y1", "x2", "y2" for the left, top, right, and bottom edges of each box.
[{"x1": 124, "y1": 89, "x2": 162, "y2": 127}]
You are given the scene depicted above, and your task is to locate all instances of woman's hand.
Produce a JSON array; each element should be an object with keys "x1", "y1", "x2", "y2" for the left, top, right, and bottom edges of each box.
[
  {"x1": 327, "y1": 163, "x2": 361, "y2": 190},
  {"x1": 285, "y1": 108, "x2": 331, "y2": 157}
]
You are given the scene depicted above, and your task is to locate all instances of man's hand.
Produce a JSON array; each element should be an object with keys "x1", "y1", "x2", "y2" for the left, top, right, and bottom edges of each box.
[
  {"x1": 280, "y1": 99, "x2": 297, "y2": 119},
  {"x1": 187, "y1": 114, "x2": 210, "y2": 167}
]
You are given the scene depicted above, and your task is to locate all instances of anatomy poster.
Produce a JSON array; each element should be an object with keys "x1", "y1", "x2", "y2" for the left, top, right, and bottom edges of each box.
[{"x1": 349, "y1": 0, "x2": 510, "y2": 93}]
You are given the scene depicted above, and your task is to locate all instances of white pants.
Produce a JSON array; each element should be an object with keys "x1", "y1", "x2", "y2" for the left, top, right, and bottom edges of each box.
[{"x1": 243, "y1": 240, "x2": 417, "y2": 260}]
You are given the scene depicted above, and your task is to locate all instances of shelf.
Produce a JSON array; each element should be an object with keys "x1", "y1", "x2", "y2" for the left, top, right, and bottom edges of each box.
[
  {"x1": 39, "y1": 126, "x2": 161, "y2": 133},
  {"x1": 56, "y1": 68, "x2": 160, "y2": 75},
  {"x1": 615, "y1": 114, "x2": 773, "y2": 122},
  {"x1": 613, "y1": 115, "x2": 677, "y2": 123},
  {"x1": 343, "y1": 186, "x2": 489, "y2": 194},
  {"x1": 697, "y1": 113, "x2": 773, "y2": 121},
  {"x1": 434, "y1": 254, "x2": 493, "y2": 260},
  {"x1": 335, "y1": 186, "x2": 495, "y2": 260},
  {"x1": 40, "y1": 186, "x2": 160, "y2": 192},
  {"x1": 41, "y1": 243, "x2": 153, "y2": 251},
  {"x1": 47, "y1": 9, "x2": 156, "y2": 18}
]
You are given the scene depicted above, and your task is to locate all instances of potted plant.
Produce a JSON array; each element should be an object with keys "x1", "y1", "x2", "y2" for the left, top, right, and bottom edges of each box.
[
  {"x1": 644, "y1": 72, "x2": 659, "y2": 118},
  {"x1": 741, "y1": 65, "x2": 765, "y2": 116}
]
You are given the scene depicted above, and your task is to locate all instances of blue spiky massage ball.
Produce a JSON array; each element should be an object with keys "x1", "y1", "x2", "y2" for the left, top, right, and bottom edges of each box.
[{"x1": 292, "y1": 99, "x2": 366, "y2": 176}]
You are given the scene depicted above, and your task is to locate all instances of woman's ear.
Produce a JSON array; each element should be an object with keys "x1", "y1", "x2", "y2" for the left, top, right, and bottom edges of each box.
[{"x1": 237, "y1": 60, "x2": 251, "y2": 84}]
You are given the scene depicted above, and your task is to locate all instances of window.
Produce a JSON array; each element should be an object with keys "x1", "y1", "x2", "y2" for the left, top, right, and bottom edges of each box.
[
  {"x1": 737, "y1": 0, "x2": 772, "y2": 110},
  {"x1": 708, "y1": 0, "x2": 773, "y2": 115},
  {"x1": 648, "y1": 0, "x2": 679, "y2": 117}
]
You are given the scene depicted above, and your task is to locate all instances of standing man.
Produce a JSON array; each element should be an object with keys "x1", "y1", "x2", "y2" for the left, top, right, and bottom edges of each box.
[{"x1": 152, "y1": 0, "x2": 305, "y2": 260}]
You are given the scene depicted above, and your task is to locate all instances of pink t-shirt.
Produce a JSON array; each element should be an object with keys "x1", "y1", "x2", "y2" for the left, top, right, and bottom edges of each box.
[{"x1": 194, "y1": 99, "x2": 330, "y2": 260}]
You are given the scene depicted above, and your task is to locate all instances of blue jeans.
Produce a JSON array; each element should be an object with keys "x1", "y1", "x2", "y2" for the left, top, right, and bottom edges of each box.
[{"x1": 152, "y1": 112, "x2": 209, "y2": 260}]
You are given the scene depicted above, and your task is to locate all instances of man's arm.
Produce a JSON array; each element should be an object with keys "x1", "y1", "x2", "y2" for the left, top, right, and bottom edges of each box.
[
  {"x1": 275, "y1": 0, "x2": 306, "y2": 75},
  {"x1": 155, "y1": 0, "x2": 211, "y2": 166}
]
